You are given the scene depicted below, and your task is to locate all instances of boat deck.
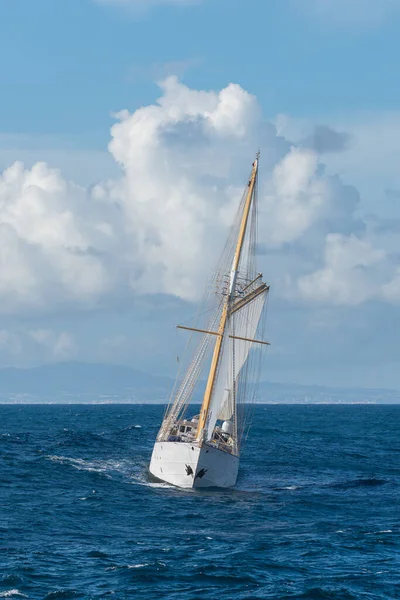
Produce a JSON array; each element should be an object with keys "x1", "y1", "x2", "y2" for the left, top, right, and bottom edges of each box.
[{"x1": 166, "y1": 416, "x2": 235, "y2": 455}]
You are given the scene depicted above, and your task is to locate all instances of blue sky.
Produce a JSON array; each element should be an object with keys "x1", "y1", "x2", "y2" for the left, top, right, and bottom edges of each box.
[
  {"x1": 1, "y1": 0, "x2": 400, "y2": 389},
  {"x1": 3, "y1": 0, "x2": 400, "y2": 138}
]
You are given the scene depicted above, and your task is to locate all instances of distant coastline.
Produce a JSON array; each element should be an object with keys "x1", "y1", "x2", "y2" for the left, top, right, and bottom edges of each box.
[
  {"x1": 0, "y1": 362, "x2": 398, "y2": 405},
  {"x1": 1, "y1": 401, "x2": 399, "y2": 406}
]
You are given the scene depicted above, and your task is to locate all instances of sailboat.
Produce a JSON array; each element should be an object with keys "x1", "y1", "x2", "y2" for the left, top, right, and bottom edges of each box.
[{"x1": 149, "y1": 153, "x2": 270, "y2": 488}]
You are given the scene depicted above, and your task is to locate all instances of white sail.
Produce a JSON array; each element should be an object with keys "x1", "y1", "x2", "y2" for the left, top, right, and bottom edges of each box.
[{"x1": 205, "y1": 288, "x2": 267, "y2": 441}]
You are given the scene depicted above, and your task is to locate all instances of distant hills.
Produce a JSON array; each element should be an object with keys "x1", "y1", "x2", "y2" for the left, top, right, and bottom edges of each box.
[
  {"x1": 0, "y1": 362, "x2": 399, "y2": 404},
  {"x1": 0, "y1": 362, "x2": 171, "y2": 403}
]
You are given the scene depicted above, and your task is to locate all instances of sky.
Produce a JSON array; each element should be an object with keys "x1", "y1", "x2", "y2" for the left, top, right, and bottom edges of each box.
[{"x1": 1, "y1": 0, "x2": 400, "y2": 388}]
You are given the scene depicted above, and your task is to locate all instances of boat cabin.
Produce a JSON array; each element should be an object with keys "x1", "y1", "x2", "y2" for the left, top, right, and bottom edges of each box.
[
  {"x1": 168, "y1": 416, "x2": 199, "y2": 442},
  {"x1": 167, "y1": 416, "x2": 235, "y2": 454}
]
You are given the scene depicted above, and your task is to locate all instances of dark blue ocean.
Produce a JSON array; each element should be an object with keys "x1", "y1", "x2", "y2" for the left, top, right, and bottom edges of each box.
[{"x1": 0, "y1": 404, "x2": 399, "y2": 600}]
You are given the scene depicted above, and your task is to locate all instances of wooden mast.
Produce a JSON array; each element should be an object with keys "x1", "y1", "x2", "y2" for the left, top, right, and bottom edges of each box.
[{"x1": 196, "y1": 153, "x2": 259, "y2": 443}]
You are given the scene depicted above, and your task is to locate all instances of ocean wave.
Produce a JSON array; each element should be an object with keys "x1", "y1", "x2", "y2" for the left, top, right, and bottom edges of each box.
[
  {"x1": 365, "y1": 529, "x2": 393, "y2": 535},
  {"x1": 0, "y1": 577, "x2": 24, "y2": 586},
  {"x1": 1, "y1": 404, "x2": 399, "y2": 600},
  {"x1": 43, "y1": 591, "x2": 79, "y2": 599},
  {"x1": 53, "y1": 430, "x2": 116, "y2": 450},
  {"x1": 328, "y1": 478, "x2": 390, "y2": 489},
  {"x1": 43, "y1": 455, "x2": 134, "y2": 479},
  {"x1": 279, "y1": 588, "x2": 358, "y2": 599}
]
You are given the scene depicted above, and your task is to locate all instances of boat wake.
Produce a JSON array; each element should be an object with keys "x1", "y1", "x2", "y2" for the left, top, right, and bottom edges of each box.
[
  {"x1": 43, "y1": 453, "x2": 176, "y2": 490},
  {"x1": 44, "y1": 455, "x2": 133, "y2": 480}
]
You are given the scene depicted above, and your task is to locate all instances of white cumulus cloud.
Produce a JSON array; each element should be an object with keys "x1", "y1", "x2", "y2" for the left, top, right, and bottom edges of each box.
[
  {"x1": 298, "y1": 234, "x2": 388, "y2": 305},
  {"x1": 0, "y1": 328, "x2": 76, "y2": 365},
  {"x1": 30, "y1": 329, "x2": 77, "y2": 359},
  {"x1": 0, "y1": 76, "x2": 399, "y2": 314}
]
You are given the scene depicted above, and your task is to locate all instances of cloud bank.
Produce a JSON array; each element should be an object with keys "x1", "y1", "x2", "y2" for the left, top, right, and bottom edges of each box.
[
  {"x1": 0, "y1": 328, "x2": 76, "y2": 366},
  {"x1": 0, "y1": 76, "x2": 399, "y2": 318}
]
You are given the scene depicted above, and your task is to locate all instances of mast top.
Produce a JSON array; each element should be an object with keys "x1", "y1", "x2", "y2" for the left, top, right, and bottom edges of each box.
[{"x1": 249, "y1": 151, "x2": 259, "y2": 184}]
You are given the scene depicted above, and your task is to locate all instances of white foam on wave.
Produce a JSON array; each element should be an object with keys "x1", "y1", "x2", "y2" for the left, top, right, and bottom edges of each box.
[
  {"x1": 106, "y1": 563, "x2": 151, "y2": 571},
  {"x1": 121, "y1": 424, "x2": 142, "y2": 431},
  {"x1": 374, "y1": 530, "x2": 392, "y2": 534},
  {"x1": 127, "y1": 475, "x2": 177, "y2": 490},
  {"x1": 46, "y1": 453, "x2": 172, "y2": 491},
  {"x1": 79, "y1": 490, "x2": 97, "y2": 501},
  {"x1": 125, "y1": 464, "x2": 176, "y2": 490},
  {"x1": 46, "y1": 455, "x2": 112, "y2": 478},
  {"x1": 144, "y1": 481, "x2": 174, "y2": 489},
  {"x1": 45, "y1": 455, "x2": 136, "y2": 479},
  {"x1": 0, "y1": 591, "x2": 27, "y2": 598}
]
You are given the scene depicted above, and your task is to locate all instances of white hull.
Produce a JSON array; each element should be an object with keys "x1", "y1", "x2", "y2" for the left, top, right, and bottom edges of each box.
[{"x1": 149, "y1": 441, "x2": 239, "y2": 489}]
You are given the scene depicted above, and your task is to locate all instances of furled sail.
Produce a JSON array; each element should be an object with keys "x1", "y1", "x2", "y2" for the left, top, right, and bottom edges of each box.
[
  {"x1": 205, "y1": 286, "x2": 267, "y2": 441},
  {"x1": 219, "y1": 288, "x2": 267, "y2": 420}
]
